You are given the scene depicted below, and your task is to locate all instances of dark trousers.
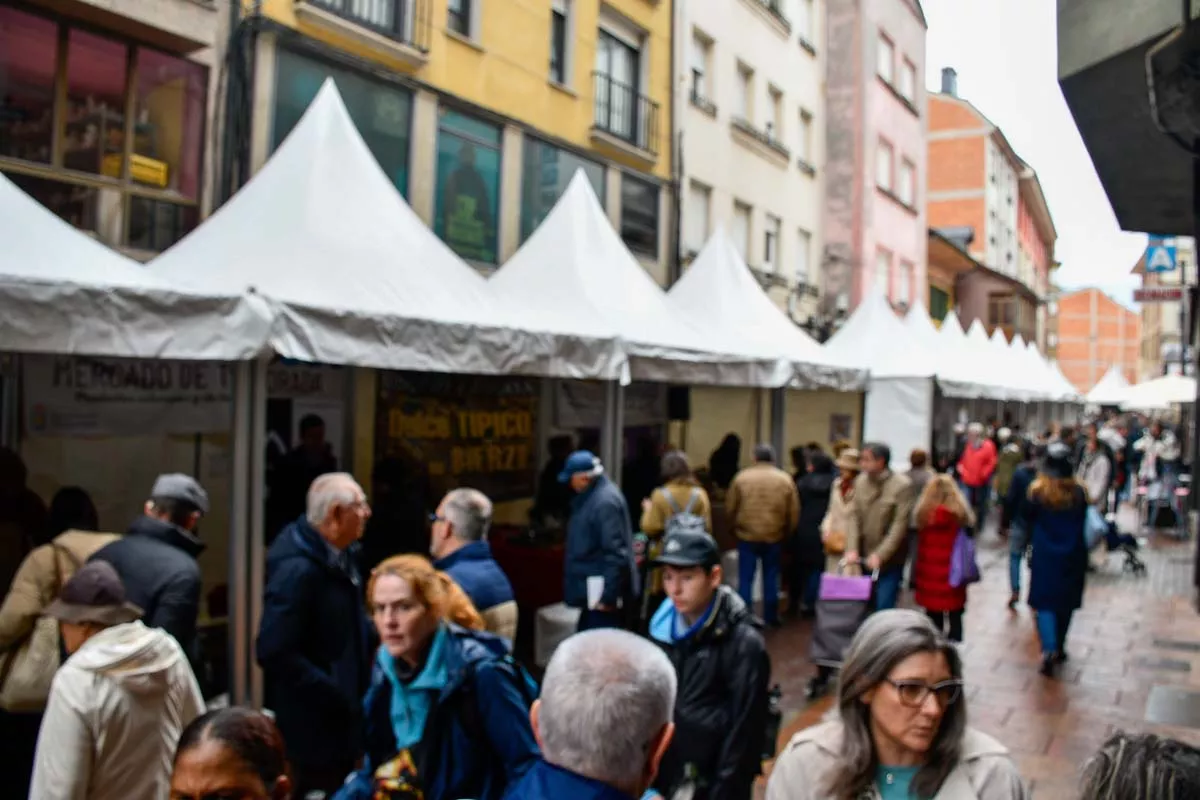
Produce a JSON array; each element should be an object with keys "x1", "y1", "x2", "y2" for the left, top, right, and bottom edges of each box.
[
  {"x1": 963, "y1": 484, "x2": 990, "y2": 533},
  {"x1": 926, "y1": 609, "x2": 965, "y2": 643},
  {"x1": 788, "y1": 562, "x2": 822, "y2": 614},
  {"x1": 738, "y1": 540, "x2": 781, "y2": 624},
  {"x1": 577, "y1": 608, "x2": 624, "y2": 632}
]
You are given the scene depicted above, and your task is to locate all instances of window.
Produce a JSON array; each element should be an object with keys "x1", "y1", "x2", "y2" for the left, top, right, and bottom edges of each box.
[
  {"x1": 621, "y1": 173, "x2": 659, "y2": 256},
  {"x1": 767, "y1": 86, "x2": 783, "y2": 139},
  {"x1": 0, "y1": 7, "x2": 207, "y2": 250},
  {"x1": 447, "y1": 0, "x2": 472, "y2": 37},
  {"x1": 685, "y1": 181, "x2": 711, "y2": 254},
  {"x1": 929, "y1": 286, "x2": 950, "y2": 321},
  {"x1": 797, "y1": 0, "x2": 815, "y2": 44},
  {"x1": 595, "y1": 28, "x2": 641, "y2": 142},
  {"x1": 798, "y1": 109, "x2": 813, "y2": 163},
  {"x1": 988, "y1": 293, "x2": 1015, "y2": 326},
  {"x1": 733, "y1": 201, "x2": 752, "y2": 261},
  {"x1": 899, "y1": 58, "x2": 916, "y2": 102},
  {"x1": 898, "y1": 159, "x2": 915, "y2": 206},
  {"x1": 764, "y1": 213, "x2": 781, "y2": 272},
  {"x1": 876, "y1": 34, "x2": 894, "y2": 83},
  {"x1": 434, "y1": 108, "x2": 502, "y2": 263},
  {"x1": 736, "y1": 63, "x2": 753, "y2": 120},
  {"x1": 690, "y1": 30, "x2": 712, "y2": 102},
  {"x1": 550, "y1": 0, "x2": 571, "y2": 84},
  {"x1": 520, "y1": 136, "x2": 605, "y2": 242},
  {"x1": 896, "y1": 261, "x2": 913, "y2": 305},
  {"x1": 875, "y1": 249, "x2": 892, "y2": 294},
  {"x1": 274, "y1": 48, "x2": 412, "y2": 197},
  {"x1": 797, "y1": 228, "x2": 812, "y2": 281},
  {"x1": 876, "y1": 140, "x2": 893, "y2": 191}
]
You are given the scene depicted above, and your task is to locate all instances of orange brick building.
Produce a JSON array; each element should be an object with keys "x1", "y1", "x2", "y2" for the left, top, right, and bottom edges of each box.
[{"x1": 1056, "y1": 288, "x2": 1140, "y2": 393}]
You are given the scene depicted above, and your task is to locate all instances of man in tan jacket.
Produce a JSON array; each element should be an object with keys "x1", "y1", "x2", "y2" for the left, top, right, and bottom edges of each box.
[
  {"x1": 727, "y1": 444, "x2": 800, "y2": 627},
  {"x1": 844, "y1": 442, "x2": 913, "y2": 611}
]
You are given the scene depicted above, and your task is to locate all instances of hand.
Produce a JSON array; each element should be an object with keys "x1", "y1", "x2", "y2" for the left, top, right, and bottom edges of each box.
[
  {"x1": 594, "y1": 603, "x2": 614, "y2": 612},
  {"x1": 865, "y1": 553, "x2": 881, "y2": 572},
  {"x1": 843, "y1": 550, "x2": 859, "y2": 565},
  {"x1": 641, "y1": 498, "x2": 653, "y2": 513}
]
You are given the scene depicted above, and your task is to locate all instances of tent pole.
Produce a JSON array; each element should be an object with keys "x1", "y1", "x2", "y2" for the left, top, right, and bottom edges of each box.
[
  {"x1": 770, "y1": 387, "x2": 786, "y2": 461},
  {"x1": 612, "y1": 382, "x2": 626, "y2": 487},
  {"x1": 536, "y1": 378, "x2": 554, "y2": 477},
  {"x1": 228, "y1": 360, "x2": 252, "y2": 708},
  {"x1": 248, "y1": 357, "x2": 268, "y2": 709},
  {"x1": 601, "y1": 381, "x2": 626, "y2": 485}
]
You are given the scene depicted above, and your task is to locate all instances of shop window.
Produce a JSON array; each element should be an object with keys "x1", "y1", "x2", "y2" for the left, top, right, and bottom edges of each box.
[
  {"x1": 128, "y1": 195, "x2": 200, "y2": 252},
  {"x1": 62, "y1": 29, "x2": 128, "y2": 177},
  {"x1": 434, "y1": 108, "x2": 501, "y2": 264},
  {"x1": 273, "y1": 47, "x2": 412, "y2": 197},
  {"x1": 134, "y1": 49, "x2": 207, "y2": 199},
  {"x1": 929, "y1": 286, "x2": 949, "y2": 321},
  {"x1": 519, "y1": 135, "x2": 605, "y2": 243},
  {"x1": 5, "y1": 172, "x2": 100, "y2": 234},
  {"x1": 620, "y1": 173, "x2": 659, "y2": 256},
  {"x1": 0, "y1": 8, "x2": 57, "y2": 164}
]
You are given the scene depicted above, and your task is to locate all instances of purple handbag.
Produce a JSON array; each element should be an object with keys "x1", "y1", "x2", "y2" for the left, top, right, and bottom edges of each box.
[
  {"x1": 949, "y1": 530, "x2": 980, "y2": 588},
  {"x1": 818, "y1": 573, "x2": 874, "y2": 601}
]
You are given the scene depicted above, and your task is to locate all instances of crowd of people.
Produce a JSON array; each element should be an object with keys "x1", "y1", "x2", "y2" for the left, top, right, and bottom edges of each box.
[{"x1": 0, "y1": 410, "x2": 1198, "y2": 800}]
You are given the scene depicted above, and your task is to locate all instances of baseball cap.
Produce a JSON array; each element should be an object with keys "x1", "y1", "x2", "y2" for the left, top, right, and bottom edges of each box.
[
  {"x1": 44, "y1": 561, "x2": 142, "y2": 626},
  {"x1": 558, "y1": 450, "x2": 602, "y2": 483},
  {"x1": 654, "y1": 530, "x2": 720, "y2": 569},
  {"x1": 150, "y1": 473, "x2": 209, "y2": 514}
]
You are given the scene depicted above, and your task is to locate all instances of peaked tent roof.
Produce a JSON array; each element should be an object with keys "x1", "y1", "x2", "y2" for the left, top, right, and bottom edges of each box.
[
  {"x1": 935, "y1": 311, "x2": 1001, "y2": 398},
  {"x1": 1008, "y1": 334, "x2": 1054, "y2": 398},
  {"x1": 1086, "y1": 365, "x2": 1131, "y2": 405},
  {"x1": 987, "y1": 328, "x2": 1040, "y2": 400},
  {"x1": 824, "y1": 289, "x2": 934, "y2": 379},
  {"x1": 151, "y1": 81, "x2": 622, "y2": 378},
  {"x1": 1022, "y1": 341, "x2": 1071, "y2": 401},
  {"x1": 667, "y1": 228, "x2": 865, "y2": 390},
  {"x1": 1121, "y1": 373, "x2": 1196, "y2": 410},
  {"x1": 489, "y1": 171, "x2": 778, "y2": 387},
  {"x1": 0, "y1": 172, "x2": 271, "y2": 360}
]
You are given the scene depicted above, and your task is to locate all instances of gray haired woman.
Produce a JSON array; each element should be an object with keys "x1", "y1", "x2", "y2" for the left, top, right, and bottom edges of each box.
[
  {"x1": 1080, "y1": 732, "x2": 1200, "y2": 799},
  {"x1": 767, "y1": 609, "x2": 1026, "y2": 800}
]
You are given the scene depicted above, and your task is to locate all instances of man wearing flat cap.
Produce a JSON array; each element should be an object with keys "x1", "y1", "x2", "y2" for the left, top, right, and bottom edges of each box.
[
  {"x1": 30, "y1": 561, "x2": 204, "y2": 800},
  {"x1": 90, "y1": 473, "x2": 208, "y2": 669}
]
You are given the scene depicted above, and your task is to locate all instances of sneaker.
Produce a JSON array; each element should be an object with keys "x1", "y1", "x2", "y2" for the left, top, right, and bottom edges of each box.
[{"x1": 1039, "y1": 655, "x2": 1057, "y2": 677}]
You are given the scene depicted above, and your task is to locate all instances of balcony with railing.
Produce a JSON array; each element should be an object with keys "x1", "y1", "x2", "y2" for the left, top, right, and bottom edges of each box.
[
  {"x1": 296, "y1": 0, "x2": 431, "y2": 65},
  {"x1": 591, "y1": 71, "x2": 661, "y2": 162}
]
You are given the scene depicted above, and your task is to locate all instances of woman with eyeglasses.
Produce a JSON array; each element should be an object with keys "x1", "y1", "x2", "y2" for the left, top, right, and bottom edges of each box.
[{"x1": 767, "y1": 609, "x2": 1027, "y2": 800}]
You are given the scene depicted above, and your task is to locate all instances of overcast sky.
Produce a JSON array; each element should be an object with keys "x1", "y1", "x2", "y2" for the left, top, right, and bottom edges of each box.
[{"x1": 921, "y1": 0, "x2": 1148, "y2": 307}]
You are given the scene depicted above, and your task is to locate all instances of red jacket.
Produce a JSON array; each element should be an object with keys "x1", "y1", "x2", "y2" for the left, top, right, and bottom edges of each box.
[
  {"x1": 914, "y1": 506, "x2": 969, "y2": 613},
  {"x1": 957, "y1": 440, "x2": 997, "y2": 488}
]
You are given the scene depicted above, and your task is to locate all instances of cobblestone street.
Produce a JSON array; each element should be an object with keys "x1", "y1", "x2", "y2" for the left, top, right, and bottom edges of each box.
[{"x1": 758, "y1": 512, "x2": 1200, "y2": 798}]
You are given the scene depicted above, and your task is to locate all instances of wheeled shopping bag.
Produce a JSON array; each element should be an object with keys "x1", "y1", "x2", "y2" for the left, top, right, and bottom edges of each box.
[{"x1": 809, "y1": 565, "x2": 875, "y2": 668}]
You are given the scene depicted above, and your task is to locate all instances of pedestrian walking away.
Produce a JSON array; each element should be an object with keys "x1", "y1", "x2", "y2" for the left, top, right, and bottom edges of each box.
[
  {"x1": 1001, "y1": 443, "x2": 1043, "y2": 609},
  {"x1": 912, "y1": 475, "x2": 976, "y2": 643}
]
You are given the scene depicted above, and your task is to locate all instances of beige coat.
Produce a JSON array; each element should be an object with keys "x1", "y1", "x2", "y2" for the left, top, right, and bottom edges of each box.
[
  {"x1": 481, "y1": 601, "x2": 519, "y2": 645},
  {"x1": 639, "y1": 481, "x2": 713, "y2": 535},
  {"x1": 727, "y1": 464, "x2": 800, "y2": 545},
  {"x1": 845, "y1": 471, "x2": 913, "y2": 572},
  {"x1": 0, "y1": 530, "x2": 121, "y2": 651},
  {"x1": 767, "y1": 720, "x2": 1029, "y2": 800},
  {"x1": 820, "y1": 481, "x2": 856, "y2": 573}
]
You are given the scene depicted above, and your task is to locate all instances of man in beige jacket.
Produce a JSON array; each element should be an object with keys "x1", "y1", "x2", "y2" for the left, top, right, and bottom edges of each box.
[
  {"x1": 727, "y1": 444, "x2": 800, "y2": 627},
  {"x1": 844, "y1": 442, "x2": 913, "y2": 611}
]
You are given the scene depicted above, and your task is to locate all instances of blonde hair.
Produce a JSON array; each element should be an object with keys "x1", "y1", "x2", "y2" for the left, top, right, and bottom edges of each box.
[
  {"x1": 1029, "y1": 476, "x2": 1086, "y2": 510},
  {"x1": 367, "y1": 554, "x2": 485, "y2": 631},
  {"x1": 915, "y1": 474, "x2": 975, "y2": 529}
]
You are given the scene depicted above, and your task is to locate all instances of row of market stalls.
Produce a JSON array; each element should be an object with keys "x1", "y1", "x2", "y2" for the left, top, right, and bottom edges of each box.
[{"x1": 1087, "y1": 366, "x2": 1197, "y2": 414}]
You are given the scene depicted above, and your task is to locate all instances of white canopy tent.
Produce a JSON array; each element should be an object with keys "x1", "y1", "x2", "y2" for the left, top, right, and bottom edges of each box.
[
  {"x1": 666, "y1": 228, "x2": 865, "y2": 390},
  {"x1": 152, "y1": 80, "x2": 623, "y2": 379},
  {"x1": 987, "y1": 328, "x2": 1039, "y2": 401},
  {"x1": 1086, "y1": 366, "x2": 1131, "y2": 406},
  {"x1": 825, "y1": 290, "x2": 934, "y2": 469},
  {"x1": 1121, "y1": 373, "x2": 1197, "y2": 410},
  {"x1": 489, "y1": 171, "x2": 779, "y2": 387},
  {"x1": 936, "y1": 311, "x2": 1007, "y2": 400},
  {"x1": 0, "y1": 172, "x2": 271, "y2": 360}
]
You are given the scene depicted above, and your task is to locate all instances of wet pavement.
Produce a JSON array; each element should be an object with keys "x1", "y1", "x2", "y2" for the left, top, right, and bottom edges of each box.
[{"x1": 756, "y1": 508, "x2": 1200, "y2": 798}]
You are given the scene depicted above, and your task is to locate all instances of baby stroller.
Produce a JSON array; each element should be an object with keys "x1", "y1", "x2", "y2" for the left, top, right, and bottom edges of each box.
[{"x1": 1098, "y1": 511, "x2": 1147, "y2": 575}]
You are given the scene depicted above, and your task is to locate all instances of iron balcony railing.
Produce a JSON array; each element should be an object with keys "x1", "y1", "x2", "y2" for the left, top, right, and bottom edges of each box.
[
  {"x1": 592, "y1": 71, "x2": 661, "y2": 156},
  {"x1": 308, "y1": 0, "x2": 431, "y2": 50}
]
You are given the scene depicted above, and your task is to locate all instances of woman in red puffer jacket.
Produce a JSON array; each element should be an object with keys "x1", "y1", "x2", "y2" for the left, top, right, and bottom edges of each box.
[{"x1": 913, "y1": 474, "x2": 976, "y2": 643}]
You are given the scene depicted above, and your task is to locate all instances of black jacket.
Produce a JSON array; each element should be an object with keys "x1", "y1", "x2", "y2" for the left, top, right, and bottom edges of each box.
[
  {"x1": 256, "y1": 516, "x2": 372, "y2": 772},
  {"x1": 793, "y1": 472, "x2": 834, "y2": 569},
  {"x1": 650, "y1": 586, "x2": 770, "y2": 800},
  {"x1": 89, "y1": 515, "x2": 204, "y2": 661}
]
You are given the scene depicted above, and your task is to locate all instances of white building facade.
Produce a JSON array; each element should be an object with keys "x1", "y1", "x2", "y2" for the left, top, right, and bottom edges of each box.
[{"x1": 674, "y1": 0, "x2": 825, "y2": 324}]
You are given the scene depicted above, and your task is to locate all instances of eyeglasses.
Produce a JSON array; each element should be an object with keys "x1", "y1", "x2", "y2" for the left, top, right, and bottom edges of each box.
[
  {"x1": 884, "y1": 678, "x2": 963, "y2": 708},
  {"x1": 429, "y1": 513, "x2": 446, "y2": 524}
]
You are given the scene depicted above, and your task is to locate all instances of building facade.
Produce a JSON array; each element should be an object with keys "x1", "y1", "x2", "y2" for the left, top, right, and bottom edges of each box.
[
  {"x1": 248, "y1": 0, "x2": 674, "y2": 282},
  {"x1": 676, "y1": 0, "x2": 824, "y2": 324},
  {"x1": 1056, "y1": 287, "x2": 1140, "y2": 392},
  {"x1": 927, "y1": 69, "x2": 1056, "y2": 348},
  {"x1": 0, "y1": 0, "x2": 229, "y2": 257},
  {"x1": 926, "y1": 228, "x2": 977, "y2": 324},
  {"x1": 823, "y1": 0, "x2": 928, "y2": 317},
  {"x1": 1134, "y1": 236, "x2": 1196, "y2": 380}
]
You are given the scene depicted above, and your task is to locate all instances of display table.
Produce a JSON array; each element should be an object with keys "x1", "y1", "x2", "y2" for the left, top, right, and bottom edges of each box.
[{"x1": 490, "y1": 526, "x2": 565, "y2": 611}]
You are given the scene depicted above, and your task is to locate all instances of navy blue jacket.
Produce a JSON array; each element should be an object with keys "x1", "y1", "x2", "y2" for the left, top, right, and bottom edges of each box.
[
  {"x1": 435, "y1": 541, "x2": 515, "y2": 613},
  {"x1": 256, "y1": 517, "x2": 371, "y2": 773},
  {"x1": 502, "y1": 759, "x2": 639, "y2": 800},
  {"x1": 1001, "y1": 463, "x2": 1037, "y2": 531},
  {"x1": 1021, "y1": 488, "x2": 1089, "y2": 613},
  {"x1": 335, "y1": 626, "x2": 540, "y2": 800},
  {"x1": 564, "y1": 474, "x2": 638, "y2": 609}
]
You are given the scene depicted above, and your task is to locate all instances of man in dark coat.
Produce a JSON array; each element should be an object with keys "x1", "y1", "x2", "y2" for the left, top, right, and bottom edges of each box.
[
  {"x1": 560, "y1": 451, "x2": 638, "y2": 632},
  {"x1": 90, "y1": 473, "x2": 207, "y2": 666},
  {"x1": 649, "y1": 531, "x2": 770, "y2": 800},
  {"x1": 256, "y1": 472, "x2": 372, "y2": 797}
]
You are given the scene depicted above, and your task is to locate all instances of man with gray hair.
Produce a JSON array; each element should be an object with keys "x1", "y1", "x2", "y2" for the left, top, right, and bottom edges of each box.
[
  {"x1": 431, "y1": 487, "x2": 518, "y2": 643},
  {"x1": 256, "y1": 472, "x2": 372, "y2": 798},
  {"x1": 502, "y1": 628, "x2": 678, "y2": 800}
]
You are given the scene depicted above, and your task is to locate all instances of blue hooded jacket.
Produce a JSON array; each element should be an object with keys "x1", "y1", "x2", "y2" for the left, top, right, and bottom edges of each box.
[
  {"x1": 434, "y1": 541, "x2": 515, "y2": 613},
  {"x1": 563, "y1": 474, "x2": 639, "y2": 608},
  {"x1": 334, "y1": 624, "x2": 539, "y2": 800}
]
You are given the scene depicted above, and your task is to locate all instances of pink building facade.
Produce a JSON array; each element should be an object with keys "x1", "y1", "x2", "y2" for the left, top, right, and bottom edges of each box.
[{"x1": 823, "y1": 0, "x2": 928, "y2": 316}]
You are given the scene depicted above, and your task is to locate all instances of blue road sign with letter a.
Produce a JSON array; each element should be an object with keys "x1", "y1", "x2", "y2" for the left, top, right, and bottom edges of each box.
[{"x1": 1146, "y1": 236, "x2": 1177, "y2": 273}]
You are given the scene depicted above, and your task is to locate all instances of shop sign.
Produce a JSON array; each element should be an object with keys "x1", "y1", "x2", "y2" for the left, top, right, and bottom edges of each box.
[
  {"x1": 1134, "y1": 286, "x2": 1184, "y2": 303},
  {"x1": 375, "y1": 371, "x2": 538, "y2": 502},
  {"x1": 23, "y1": 356, "x2": 344, "y2": 437}
]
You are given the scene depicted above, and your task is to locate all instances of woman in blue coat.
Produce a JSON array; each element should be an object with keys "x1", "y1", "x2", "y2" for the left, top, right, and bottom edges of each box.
[
  {"x1": 1020, "y1": 442, "x2": 1089, "y2": 678},
  {"x1": 335, "y1": 555, "x2": 539, "y2": 800}
]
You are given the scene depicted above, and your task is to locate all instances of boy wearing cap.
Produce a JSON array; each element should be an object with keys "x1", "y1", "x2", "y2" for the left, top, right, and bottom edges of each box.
[
  {"x1": 90, "y1": 473, "x2": 208, "y2": 668},
  {"x1": 30, "y1": 561, "x2": 204, "y2": 800},
  {"x1": 648, "y1": 531, "x2": 770, "y2": 800}
]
